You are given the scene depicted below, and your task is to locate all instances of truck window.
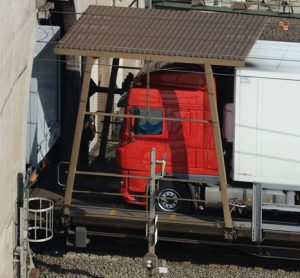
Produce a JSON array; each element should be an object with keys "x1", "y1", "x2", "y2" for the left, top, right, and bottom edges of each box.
[{"x1": 131, "y1": 108, "x2": 163, "y2": 135}]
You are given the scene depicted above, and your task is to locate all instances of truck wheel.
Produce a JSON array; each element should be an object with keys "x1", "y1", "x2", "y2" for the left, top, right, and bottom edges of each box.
[{"x1": 156, "y1": 182, "x2": 191, "y2": 213}]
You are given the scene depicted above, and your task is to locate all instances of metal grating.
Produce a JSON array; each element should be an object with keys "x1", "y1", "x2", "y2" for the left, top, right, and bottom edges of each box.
[{"x1": 55, "y1": 6, "x2": 268, "y2": 66}]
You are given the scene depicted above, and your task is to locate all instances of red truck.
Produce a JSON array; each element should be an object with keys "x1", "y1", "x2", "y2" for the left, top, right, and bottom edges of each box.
[{"x1": 117, "y1": 63, "x2": 218, "y2": 212}]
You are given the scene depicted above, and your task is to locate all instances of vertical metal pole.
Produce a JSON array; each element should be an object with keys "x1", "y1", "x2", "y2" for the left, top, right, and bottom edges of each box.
[
  {"x1": 146, "y1": 61, "x2": 150, "y2": 115},
  {"x1": 19, "y1": 208, "x2": 25, "y2": 278},
  {"x1": 98, "y1": 58, "x2": 119, "y2": 162},
  {"x1": 64, "y1": 56, "x2": 94, "y2": 216},
  {"x1": 149, "y1": 148, "x2": 156, "y2": 255},
  {"x1": 19, "y1": 173, "x2": 29, "y2": 278},
  {"x1": 252, "y1": 183, "x2": 262, "y2": 242},
  {"x1": 204, "y1": 64, "x2": 233, "y2": 230},
  {"x1": 23, "y1": 177, "x2": 30, "y2": 278},
  {"x1": 46, "y1": 208, "x2": 48, "y2": 238},
  {"x1": 144, "y1": 148, "x2": 158, "y2": 277}
]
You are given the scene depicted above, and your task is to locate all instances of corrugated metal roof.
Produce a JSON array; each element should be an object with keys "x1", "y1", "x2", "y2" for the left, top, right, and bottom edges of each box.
[{"x1": 55, "y1": 6, "x2": 268, "y2": 66}]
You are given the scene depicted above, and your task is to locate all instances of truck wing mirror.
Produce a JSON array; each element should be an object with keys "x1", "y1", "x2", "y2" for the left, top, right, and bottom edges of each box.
[{"x1": 128, "y1": 131, "x2": 135, "y2": 141}]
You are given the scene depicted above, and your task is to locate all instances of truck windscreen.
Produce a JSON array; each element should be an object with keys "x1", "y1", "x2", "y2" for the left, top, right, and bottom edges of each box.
[{"x1": 131, "y1": 108, "x2": 163, "y2": 135}]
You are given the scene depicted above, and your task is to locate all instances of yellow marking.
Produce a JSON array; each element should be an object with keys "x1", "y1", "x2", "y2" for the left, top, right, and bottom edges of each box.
[
  {"x1": 161, "y1": 160, "x2": 166, "y2": 175},
  {"x1": 269, "y1": 199, "x2": 273, "y2": 204},
  {"x1": 110, "y1": 209, "x2": 117, "y2": 216},
  {"x1": 169, "y1": 213, "x2": 176, "y2": 220},
  {"x1": 30, "y1": 171, "x2": 38, "y2": 184}
]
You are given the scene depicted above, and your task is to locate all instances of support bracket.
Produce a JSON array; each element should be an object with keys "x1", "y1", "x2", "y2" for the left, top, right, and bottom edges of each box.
[{"x1": 252, "y1": 183, "x2": 263, "y2": 243}]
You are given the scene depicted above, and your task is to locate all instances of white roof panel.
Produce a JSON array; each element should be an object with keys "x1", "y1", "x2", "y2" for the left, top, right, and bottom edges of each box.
[
  {"x1": 35, "y1": 25, "x2": 60, "y2": 57},
  {"x1": 242, "y1": 40, "x2": 300, "y2": 79}
]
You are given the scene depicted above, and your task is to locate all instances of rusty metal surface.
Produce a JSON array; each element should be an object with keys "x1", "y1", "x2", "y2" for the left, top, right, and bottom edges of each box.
[
  {"x1": 56, "y1": 5, "x2": 267, "y2": 64},
  {"x1": 69, "y1": 204, "x2": 300, "y2": 244}
]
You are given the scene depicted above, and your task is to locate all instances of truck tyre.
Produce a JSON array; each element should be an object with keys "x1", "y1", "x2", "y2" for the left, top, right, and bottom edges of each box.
[{"x1": 156, "y1": 182, "x2": 191, "y2": 213}]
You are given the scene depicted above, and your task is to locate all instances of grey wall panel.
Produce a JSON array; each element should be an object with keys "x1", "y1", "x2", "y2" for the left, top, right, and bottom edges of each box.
[{"x1": 27, "y1": 25, "x2": 61, "y2": 167}]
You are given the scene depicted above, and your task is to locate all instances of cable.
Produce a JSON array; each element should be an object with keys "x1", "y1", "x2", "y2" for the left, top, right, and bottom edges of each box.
[
  {"x1": 35, "y1": 38, "x2": 300, "y2": 64},
  {"x1": 48, "y1": 6, "x2": 300, "y2": 20},
  {"x1": 34, "y1": 57, "x2": 300, "y2": 82},
  {"x1": 35, "y1": 39, "x2": 300, "y2": 61},
  {"x1": 41, "y1": 6, "x2": 300, "y2": 24}
]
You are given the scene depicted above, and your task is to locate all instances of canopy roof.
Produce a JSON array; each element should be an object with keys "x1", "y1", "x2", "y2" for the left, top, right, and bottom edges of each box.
[{"x1": 55, "y1": 5, "x2": 268, "y2": 66}]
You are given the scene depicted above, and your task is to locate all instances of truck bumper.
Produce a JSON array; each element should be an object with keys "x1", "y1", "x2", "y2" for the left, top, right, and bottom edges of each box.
[{"x1": 120, "y1": 187, "x2": 147, "y2": 206}]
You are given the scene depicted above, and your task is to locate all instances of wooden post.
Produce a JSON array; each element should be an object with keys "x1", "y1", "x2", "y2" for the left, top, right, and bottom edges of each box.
[
  {"x1": 63, "y1": 56, "x2": 94, "y2": 216},
  {"x1": 204, "y1": 64, "x2": 233, "y2": 229}
]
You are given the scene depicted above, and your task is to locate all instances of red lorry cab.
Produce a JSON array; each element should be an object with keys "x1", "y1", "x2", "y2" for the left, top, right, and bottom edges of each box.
[{"x1": 117, "y1": 63, "x2": 218, "y2": 210}]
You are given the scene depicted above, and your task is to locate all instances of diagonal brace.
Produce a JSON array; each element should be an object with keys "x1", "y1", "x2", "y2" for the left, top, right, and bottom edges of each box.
[
  {"x1": 204, "y1": 64, "x2": 233, "y2": 229},
  {"x1": 63, "y1": 56, "x2": 94, "y2": 216}
]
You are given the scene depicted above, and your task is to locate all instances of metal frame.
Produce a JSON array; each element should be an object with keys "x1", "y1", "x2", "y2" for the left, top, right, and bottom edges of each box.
[
  {"x1": 63, "y1": 56, "x2": 94, "y2": 216},
  {"x1": 153, "y1": 1, "x2": 300, "y2": 19},
  {"x1": 69, "y1": 204, "x2": 300, "y2": 245},
  {"x1": 204, "y1": 64, "x2": 233, "y2": 229},
  {"x1": 144, "y1": 148, "x2": 159, "y2": 276},
  {"x1": 54, "y1": 49, "x2": 245, "y2": 68},
  {"x1": 62, "y1": 57, "x2": 233, "y2": 235},
  {"x1": 54, "y1": 5, "x2": 267, "y2": 232},
  {"x1": 252, "y1": 183, "x2": 300, "y2": 243},
  {"x1": 15, "y1": 171, "x2": 42, "y2": 278},
  {"x1": 86, "y1": 111, "x2": 209, "y2": 123},
  {"x1": 28, "y1": 197, "x2": 54, "y2": 243},
  {"x1": 252, "y1": 183, "x2": 262, "y2": 243}
]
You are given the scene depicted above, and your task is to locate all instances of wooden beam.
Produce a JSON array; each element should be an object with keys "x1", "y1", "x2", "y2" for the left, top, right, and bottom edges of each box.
[
  {"x1": 204, "y1": 64, "x2": 233, "y2": 229},
  {"x1": 86, "y1": 111, "x2": 209, "y2": 123},
  {"x1": 54, "y1": 48, "x2": 245, "y2": 67},
  {"x1": 89, "y1": 78, "x2": 123, "y2": 96},
  {"x1": 98, "y1": 58, "x2": 119, "y2": 161},
  {"x1": 63, "y1": 56, "x2": 94, "y2": 216}
]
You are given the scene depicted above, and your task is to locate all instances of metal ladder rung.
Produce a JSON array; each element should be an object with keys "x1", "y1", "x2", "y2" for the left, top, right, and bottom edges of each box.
[
  {"x1": 262, "y1": 203, "x2": 300, "y2": 212},
  {"x1": 262, "y1": 223, "x2": 300, "y2": 233},
  {"x1": 252, "y1": 184, "x2": 300, "y2": 243}
]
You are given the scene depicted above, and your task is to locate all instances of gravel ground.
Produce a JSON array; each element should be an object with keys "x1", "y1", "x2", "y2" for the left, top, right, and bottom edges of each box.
[
  {"x1": 32, "y1": 237, "x2": 300, "y2": 278},
  {"x1": 260, "y1": 18, "x2": 300, "y2": 42},
  {"x1": 33, "y1": 251, "x2": 300, "y2": 278}
]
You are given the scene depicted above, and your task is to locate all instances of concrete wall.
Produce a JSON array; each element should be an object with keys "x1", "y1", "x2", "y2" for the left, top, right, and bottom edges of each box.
[{"x1": 0, "y1": 0, "x2": 36, "y2": 277}]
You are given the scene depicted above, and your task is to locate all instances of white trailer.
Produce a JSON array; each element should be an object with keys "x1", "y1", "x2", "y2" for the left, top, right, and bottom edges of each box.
[
  {"x1": 215, "y1": 40, "x2": 300, "y2": 242},
  {"x1": 207, "y1": 41, "x2": 300, "y2": 241},
  {"x1": 234, "y1": 40, "x2": 300, "y2": 188}
]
